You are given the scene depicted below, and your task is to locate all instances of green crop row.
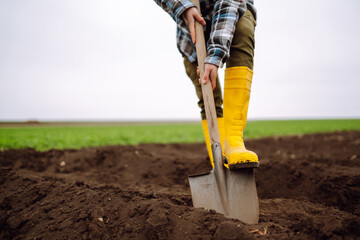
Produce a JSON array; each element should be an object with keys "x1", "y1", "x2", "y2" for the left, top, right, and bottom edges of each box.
[{"x1": 0, "y1": 119, "x2": 359, "y2": 151}]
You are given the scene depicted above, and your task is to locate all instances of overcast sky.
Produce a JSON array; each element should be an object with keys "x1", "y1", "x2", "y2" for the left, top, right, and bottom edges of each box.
[{"x1": 0, "y1": 0, "x2": 359, "y2": 121}]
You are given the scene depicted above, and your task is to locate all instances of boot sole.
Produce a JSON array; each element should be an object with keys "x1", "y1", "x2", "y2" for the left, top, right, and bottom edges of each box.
[{"x1": 227, "y1": 161, "x2": 260, "y2": 169}]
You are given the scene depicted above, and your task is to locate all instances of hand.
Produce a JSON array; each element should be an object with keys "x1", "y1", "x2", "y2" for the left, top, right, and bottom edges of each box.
[
  {"x1": 183, "y1": 7, "x2": 206, "y2": 44},
  {"x1": 197, "y1": 63, "x2": 218, "y2": 90}
]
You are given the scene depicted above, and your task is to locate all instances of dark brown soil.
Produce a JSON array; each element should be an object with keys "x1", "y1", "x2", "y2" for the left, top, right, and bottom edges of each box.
[{"x1": 1, "y1": 131, "x2": 360, "y2": 240}]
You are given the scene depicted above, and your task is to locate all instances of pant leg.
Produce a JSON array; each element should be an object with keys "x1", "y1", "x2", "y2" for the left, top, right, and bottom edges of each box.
[
  {"x1": 183, "y1": 57, "x2": 223, "y2": 120},
  {"x1": 226, "y1": 9, "x2": 256, "y2": 69}
]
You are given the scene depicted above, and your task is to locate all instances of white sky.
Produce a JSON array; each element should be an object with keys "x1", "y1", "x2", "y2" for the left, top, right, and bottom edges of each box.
[{"x1": 0, "y1": 0, "x2": 360, "y2": 121}]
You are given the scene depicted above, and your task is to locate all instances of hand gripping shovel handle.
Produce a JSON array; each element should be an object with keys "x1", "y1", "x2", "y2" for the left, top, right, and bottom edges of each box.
[{"x1": 191, "y1": 0, "x2": 222, "y2": 152}]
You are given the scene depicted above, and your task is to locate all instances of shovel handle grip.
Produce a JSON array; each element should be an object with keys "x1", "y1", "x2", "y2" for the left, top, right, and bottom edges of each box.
[{"x1": 191, "y1": 0, "x2": 221, "y2": 144}]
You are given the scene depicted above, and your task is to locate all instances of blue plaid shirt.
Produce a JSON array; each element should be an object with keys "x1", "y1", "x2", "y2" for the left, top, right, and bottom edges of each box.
[{"x1": 154, "y1": 0, "x2": 256, "y2": 68}]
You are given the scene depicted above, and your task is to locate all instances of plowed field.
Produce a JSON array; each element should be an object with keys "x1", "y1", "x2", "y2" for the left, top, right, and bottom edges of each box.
[{"x1": 1, "y1": 131, "x2": 359, "y2": 239}]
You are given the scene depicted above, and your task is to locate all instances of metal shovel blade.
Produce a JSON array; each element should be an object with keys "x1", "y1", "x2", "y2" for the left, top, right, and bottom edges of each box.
[{"x1": 188, "y1": 143, "x2": 259, "y2": 224}]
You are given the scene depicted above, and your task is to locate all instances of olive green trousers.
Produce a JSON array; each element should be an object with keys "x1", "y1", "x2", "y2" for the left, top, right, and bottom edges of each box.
[{"x1": 184, "y1": 9, "x2": 256, "y2": 120}]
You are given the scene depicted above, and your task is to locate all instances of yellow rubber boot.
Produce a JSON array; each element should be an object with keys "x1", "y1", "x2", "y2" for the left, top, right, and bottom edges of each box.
[
  {"x1": 201, "y1": 118, "x2": 225, "y2": 168},
  {"x1": 223, "y1": 67, "x2": 259, "y2": 169}
]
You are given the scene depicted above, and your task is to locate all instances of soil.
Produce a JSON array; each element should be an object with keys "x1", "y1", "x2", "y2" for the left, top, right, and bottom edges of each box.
[{"x1": 1, "y1": 131, "x2": 360, "y2": 240}]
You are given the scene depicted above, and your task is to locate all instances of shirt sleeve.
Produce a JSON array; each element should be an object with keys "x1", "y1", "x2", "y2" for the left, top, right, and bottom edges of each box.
[
  {"x1": 153, "y1": 0, "x2": 196, "y2": 23},
  {"x1": 205, "y1": 0, "x2": 247, "y2": 68}
]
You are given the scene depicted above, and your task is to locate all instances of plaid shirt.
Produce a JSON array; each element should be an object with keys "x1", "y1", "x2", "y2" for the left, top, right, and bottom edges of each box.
[{"x1": 154, "y1": 0, "x2": 256, "y2": 68}]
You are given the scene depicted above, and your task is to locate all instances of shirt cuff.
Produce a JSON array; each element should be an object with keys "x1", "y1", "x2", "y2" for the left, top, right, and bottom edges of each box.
[
  {"x1": 173, "y1": 0, "x2": 196, "y2": 23},
  {"x1": 204, "y1": 48, "x2": 226, "y2": 68}
]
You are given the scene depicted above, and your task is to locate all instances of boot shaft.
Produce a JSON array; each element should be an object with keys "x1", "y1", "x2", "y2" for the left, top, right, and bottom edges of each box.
[{"x1": 224, "y1": 67, "x2": 253, "y2": 137}]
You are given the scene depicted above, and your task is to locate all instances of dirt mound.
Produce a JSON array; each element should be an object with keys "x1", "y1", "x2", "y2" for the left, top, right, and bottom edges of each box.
[{"x1": 1, "y1": 131, "x2": 360, "y2": 239}]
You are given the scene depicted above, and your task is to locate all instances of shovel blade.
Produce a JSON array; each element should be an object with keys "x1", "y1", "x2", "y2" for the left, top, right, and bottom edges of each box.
[{"x1": 189, "y1": 168, "x2": 259, "y2": 224}]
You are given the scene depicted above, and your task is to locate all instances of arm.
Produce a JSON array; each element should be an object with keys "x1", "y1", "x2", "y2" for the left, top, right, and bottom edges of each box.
[
  {"x1": 155, "y1": 1, "x2": 212, "y2": 88},
  {"x1": 153, "y1": 0, "x2": 197, "y2": 23},
  {"x1": 200, "y1": 0, "x2": 247, "y2": 89},
  {"x1": 205, "y1": 0, "x2": 247, "y2": 68}
]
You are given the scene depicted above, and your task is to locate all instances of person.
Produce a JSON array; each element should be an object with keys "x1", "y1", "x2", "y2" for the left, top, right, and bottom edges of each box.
[{"x1": 154, "y1": 0, "x2": 259, "y2": 169}]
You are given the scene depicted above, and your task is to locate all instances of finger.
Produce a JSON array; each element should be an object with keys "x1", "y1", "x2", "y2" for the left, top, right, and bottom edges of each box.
[
  {"x1": 194, "y1": 12, "x2": 206, "y2": 26},
  {"x1": 189, "y1": 20, "x2": 196, "y2": 44},
  {"x1": 202, "y1": 67, "x2": 210, "y2": 84},
  {"x1": 210, "y1": 69, "x2": 217, "y2": 90},
  {"x1": 197, "y1": 66, "x2": 200, "y2": 77}
]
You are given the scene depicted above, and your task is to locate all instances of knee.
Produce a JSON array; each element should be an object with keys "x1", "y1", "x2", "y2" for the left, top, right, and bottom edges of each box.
[{"x1": 234, "y1": 16, "x2": 255, "y2": 44}]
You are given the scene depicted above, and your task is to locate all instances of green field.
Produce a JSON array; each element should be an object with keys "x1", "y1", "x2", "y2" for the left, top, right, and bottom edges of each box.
[{"x1": 0, "y1": 119, "x2": 359, "y2": 151}]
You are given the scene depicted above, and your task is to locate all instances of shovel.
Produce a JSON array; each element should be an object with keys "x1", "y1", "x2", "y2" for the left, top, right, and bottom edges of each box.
[{"x1": 188, "y1": 0, "x2": 259, "y2": 225}]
